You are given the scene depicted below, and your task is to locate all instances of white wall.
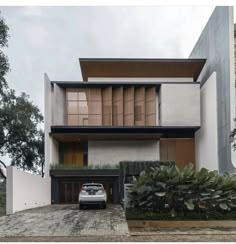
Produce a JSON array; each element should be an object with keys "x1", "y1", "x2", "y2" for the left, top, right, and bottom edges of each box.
[
  {"x1": 88, "y1": 77, "x2": 193, "y2": 82},
  {"x1": 88, "y1": 140, "x2": 159, "y2": 165},
  {"x1": 195, "y1": 72, "x2": 218, "y2": 171},
  {"x1": 53, "y1": 84, "x2": 66, "y2": 126},
  {"x1": 7, "y1": 166, "x2": 51, "y2": 214},
  {"x1": 50, "y1": 136, "x2": 59, "y2": 165},
  {"x1": 160, "y1": 84, "x2": 200, "y2": 126}
]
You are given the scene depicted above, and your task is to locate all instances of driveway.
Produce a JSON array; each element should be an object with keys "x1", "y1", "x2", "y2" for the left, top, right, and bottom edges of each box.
[{"x1": 0, "y1": 204, "x2": 129, "y2": 237}]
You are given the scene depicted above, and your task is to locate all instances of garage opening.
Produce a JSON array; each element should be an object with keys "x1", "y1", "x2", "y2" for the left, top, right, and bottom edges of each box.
[
  {"x1": 60, "y1": 180, "x2": 114, "y2": 204},
  {"x1": 50, "y1": 169, "x2": 120, "y2": 204}
]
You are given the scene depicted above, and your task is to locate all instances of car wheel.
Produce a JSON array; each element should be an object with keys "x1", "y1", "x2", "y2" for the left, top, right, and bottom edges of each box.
[
  {"x1": 103, "y1": 203, "x2": 107, "y2": 209},
  {"x1": 79, "y1": 204, "x2": 83, "y2": 210}
]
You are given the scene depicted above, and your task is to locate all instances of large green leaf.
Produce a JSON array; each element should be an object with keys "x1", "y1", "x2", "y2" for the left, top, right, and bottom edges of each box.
[
  {"x1": 155, "y1": 192, "x2": 166, "y2": 197},
  {"x1": 155, "y1": 181, "x2": 166, "y2": 189},
  {"x1": 219, "y1": 203, "x2": 228, "y2": 210},
  {"x1": 184, "y1": 200, "x2": 195, "y2": 210}
]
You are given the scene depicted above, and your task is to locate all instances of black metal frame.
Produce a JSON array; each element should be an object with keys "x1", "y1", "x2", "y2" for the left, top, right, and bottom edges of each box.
[
  {"x1": 50, "y1": 169, "x2": 120, "y2": 204},
  {"x1": 51, "y1": 125, "x2": 200, "y2": 138}
]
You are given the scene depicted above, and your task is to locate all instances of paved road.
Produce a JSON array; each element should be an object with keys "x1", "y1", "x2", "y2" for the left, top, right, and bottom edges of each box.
[
  {"x1": 1, "y1": 234, "x2": 236, "y2": 242},
  {"x1": 0, "y1": 204, "x2": 129, "y2": 237}
]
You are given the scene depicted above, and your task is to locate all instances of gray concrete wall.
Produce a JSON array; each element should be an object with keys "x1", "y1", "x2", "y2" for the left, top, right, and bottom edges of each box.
[
  {"x1": 53, "y1": 84, "x2": 66, "y2": 126},
  {"x1": 189, "y1": 7, "x2": 235, "y2": 173},
  {"x1": 160, "y1": 84, "x2": 200, "y2": 126},
  {"x1": 88, "y1": 140, "x2": 160, "y2": 165}
]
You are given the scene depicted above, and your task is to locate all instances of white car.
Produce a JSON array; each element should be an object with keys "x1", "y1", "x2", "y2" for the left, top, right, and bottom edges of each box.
[{"x1": 79, "y1": 183, "x2": 107, "y2": 209}]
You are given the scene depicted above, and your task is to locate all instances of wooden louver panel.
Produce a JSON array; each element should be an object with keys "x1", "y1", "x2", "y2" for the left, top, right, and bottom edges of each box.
[
  {"x1": 124, "y1": 87, "x2": 134, "y2": 126},
  {"x1": 112, "y1": 87, "x2": 123, "y2": 126},
  {"x1": 134, "y1": 87, "x2": 145, "y2": 126},
  {"x1": 145, "y1": 87, "x2": 156, "y2": 126},
  {"x1": 102, "y1": 86, "x2": 112, "y2": 126}
]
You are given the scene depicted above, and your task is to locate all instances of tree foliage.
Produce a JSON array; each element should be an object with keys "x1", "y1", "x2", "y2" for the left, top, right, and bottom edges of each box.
[
  {"x1": 230, "y1": 121, "x2": 236, "y2": 151},
  {"x1": 0, "y1": 12, "x2": 44, "y2": 176},
  {"x1": 0, "y1": 13, "x2": 9, "y2": 96}
]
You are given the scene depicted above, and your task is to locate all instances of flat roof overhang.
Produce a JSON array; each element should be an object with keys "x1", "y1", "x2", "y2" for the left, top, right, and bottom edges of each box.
[
  {"x1": 50, "y1": 126, "x2": 200, "y2": 141},
  {"x1": 79, "y1": 58, "x2": 206, "y2": 82},
  {"x1": 52, "y1": 81, "x2": 199, "y2": 88}
]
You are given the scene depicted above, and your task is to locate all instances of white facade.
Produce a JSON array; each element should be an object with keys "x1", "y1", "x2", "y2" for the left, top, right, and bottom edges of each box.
[
  {"x1": 44, "y1": 74, "x2": 53, "y2": 176},
  {"x1": 88, "y1": 140, "x2": 160, "y2": 165},
  {"x1": 195, "y1": 72, "x2": 219, "y2": 171},
  {"x1": 53, "y1": 84, "x2": 66, "y2": 126},
  {"x1": 160, "y1": 84, "x2": 201, "y2": 127}
]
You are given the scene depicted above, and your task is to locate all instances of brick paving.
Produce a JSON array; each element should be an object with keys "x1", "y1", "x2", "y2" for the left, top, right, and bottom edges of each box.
[
  {"x1": 0, "y1": 204, "x2": 129, "y2": 237},
  {"x1": 1, "y1": 205, "x2": 236, "y2": 242}
]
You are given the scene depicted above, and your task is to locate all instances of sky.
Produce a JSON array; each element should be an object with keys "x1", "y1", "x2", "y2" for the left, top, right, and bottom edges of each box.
[{"x1": 0, "y1": 6, "x2": 217, "y2": 116}]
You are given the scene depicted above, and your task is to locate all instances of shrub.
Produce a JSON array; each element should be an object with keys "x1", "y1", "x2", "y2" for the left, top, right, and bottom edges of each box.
[{"x1": 128, "y1": 163, "x2": 236, "y2": 217}]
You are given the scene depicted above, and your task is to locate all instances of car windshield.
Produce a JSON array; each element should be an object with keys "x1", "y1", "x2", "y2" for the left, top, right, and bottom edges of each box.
[{"x1": 82, "y1": 184, "x2": 103, "y2": 191}]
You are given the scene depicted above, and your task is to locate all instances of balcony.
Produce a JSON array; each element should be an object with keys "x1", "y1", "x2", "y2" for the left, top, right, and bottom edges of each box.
[{"x1": 49, "y1": 81, "x2": 200, "y2": 129}]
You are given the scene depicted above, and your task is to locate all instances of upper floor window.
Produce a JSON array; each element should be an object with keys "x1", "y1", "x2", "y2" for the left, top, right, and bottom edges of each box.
[{"x1": 66, "y1": 86, "x2": 156, "y2": 126}]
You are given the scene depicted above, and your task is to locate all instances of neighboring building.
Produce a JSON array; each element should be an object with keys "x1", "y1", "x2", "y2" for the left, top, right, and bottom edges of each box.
[
  {"x1": 190, "y1": 6, "x2": 236, "y2": 173},
  {"x1": 6, "y1": 6, "x2": 236, "y2": 214}
]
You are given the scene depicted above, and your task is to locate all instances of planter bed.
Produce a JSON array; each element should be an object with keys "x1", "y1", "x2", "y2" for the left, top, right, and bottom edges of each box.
[
  {"x1": 128, "y1": 220, "x2": 236, "y2": 229},
  {"x1": 126, "y1": 209, "x2": 236, "y2": 221},
  {"x1": 126, "y1": 209, "x2": 236, "y2": 230}
]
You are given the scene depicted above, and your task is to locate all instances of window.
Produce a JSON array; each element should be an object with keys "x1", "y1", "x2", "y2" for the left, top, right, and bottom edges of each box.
[{"x1": 66, "y1": 88, "x2": 101, "y2": 126}]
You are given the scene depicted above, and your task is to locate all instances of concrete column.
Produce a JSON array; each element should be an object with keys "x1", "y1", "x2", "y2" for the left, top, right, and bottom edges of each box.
[{"x1": 44, "y1": 73, "x2": 52, "y2": 177}]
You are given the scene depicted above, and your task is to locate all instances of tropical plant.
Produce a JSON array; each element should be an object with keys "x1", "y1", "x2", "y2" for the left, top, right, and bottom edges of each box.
[{"x1": 128, "y1": 163, "x2": 236, "y2": 217}]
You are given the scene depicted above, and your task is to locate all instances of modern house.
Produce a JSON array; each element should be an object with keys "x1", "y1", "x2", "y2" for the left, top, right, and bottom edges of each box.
[
  {"x1": 6, "y1": 6, "x2": 236, "y2": 214},
  {"x1": 45, "y1": 58, "x2": 204, "y2": 204}
]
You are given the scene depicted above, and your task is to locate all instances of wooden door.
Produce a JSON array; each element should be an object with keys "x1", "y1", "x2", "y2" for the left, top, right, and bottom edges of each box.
[
  {"x1": 60, "y1": 182, "x2": 81, "y2": 204},
  {"x1": 103, "y1": 182, "x2": 113, "y2": 203},
  {"x1": 63, "y1": 143, "x2": 84, "y2": 166},
  {"x1": 160, "y1": 138, "x2": 195, "y2": 169}
]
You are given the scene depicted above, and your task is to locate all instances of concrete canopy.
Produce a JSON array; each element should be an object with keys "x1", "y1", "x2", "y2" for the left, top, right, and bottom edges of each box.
[{"x1": 79, "y1": 58, "x2": 206, "y2": 81}]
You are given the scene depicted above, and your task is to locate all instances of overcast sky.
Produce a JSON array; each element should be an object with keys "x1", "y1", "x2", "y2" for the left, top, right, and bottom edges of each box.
[{"x1": 0, "y1": 6, "x2": 217, "y2": 115}]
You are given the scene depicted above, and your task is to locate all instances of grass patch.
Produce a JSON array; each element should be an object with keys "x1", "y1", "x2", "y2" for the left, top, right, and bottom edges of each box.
[
  {"x1": 50, "y1": 163, "x2": 119, "y2": 170},
  {"x1": 126, "y1": 208, "x2": 236, "y2": 221}
]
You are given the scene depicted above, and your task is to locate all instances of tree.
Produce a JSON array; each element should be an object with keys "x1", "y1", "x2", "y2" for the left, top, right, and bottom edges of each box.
[
  {"x1": 230, "y1": 119, "x2": 236, "y2": 152},
  {"x1": 0, "y1": 12, "x2": 44, "y2": 178},
  {"x1": 0, "y1": 12, "x2": 9, "y2": 94}
]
